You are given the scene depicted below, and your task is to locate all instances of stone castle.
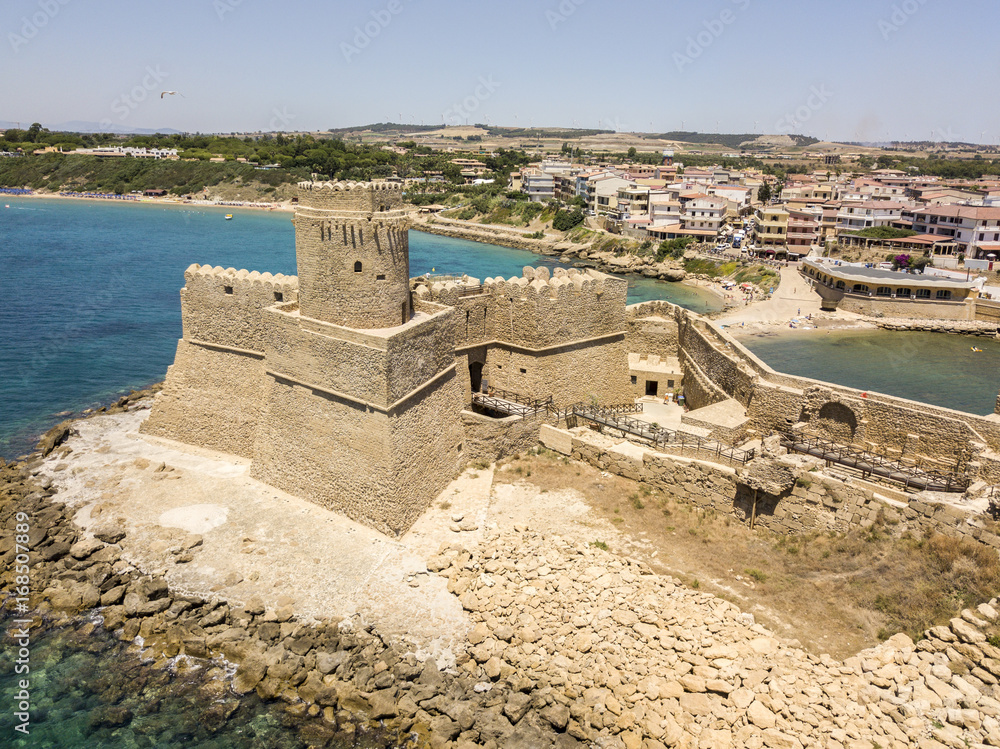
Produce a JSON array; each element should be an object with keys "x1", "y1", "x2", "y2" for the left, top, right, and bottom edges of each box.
[
  {"x1": 143, "y1": 181, "x2": 631, "y2": 535},
  {"x1": 145, "y1": 179, "x2": 1000, "y2": 541}
]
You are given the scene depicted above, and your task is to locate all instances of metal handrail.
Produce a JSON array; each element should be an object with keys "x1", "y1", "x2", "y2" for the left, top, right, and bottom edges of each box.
[
  {"x1": 572, "y1": 404, "x2": 756, "y2": 465},
  {"x1": 780, "y1": 432, "x2": 969, "y2": 493}
]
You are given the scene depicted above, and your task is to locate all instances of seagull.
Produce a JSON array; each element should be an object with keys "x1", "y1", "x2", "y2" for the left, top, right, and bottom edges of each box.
[{"x1": 160, "y1": 91, "x2": 184, "y2": 98}]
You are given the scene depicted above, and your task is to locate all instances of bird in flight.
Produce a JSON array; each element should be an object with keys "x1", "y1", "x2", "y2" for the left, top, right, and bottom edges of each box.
[{"x1": 160, "y1": 91, "x2": 184, "y2": 98}]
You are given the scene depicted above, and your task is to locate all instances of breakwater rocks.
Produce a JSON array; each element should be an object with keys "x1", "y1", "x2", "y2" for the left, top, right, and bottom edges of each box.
[
  {"x1": 873, "y1": 318, "x2": 1000, "y2": 337},
  {"x1": 413, "y1": 218, "x2": 688, "y2": 283},
  {"x1": 0, "y1": 431, "x2": 567, "y2": 747},
  {"x1": 435, "y1": 531, "x2": 1000, "y2": 749}
]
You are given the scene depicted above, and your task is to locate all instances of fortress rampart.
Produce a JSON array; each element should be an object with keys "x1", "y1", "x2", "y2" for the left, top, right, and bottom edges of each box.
[
  {"x1": 621, "y1": 299, "x2": 1000, "y2": 483},
  {"x1": 180, "y1": 264, "x2": 298, "y2": 353},
  {"x1": 143, "y1": 179, "x2": 1000, "y2": 538},
  {"x1": 414, "y1": 266, "x2": 631, "y2": 405}
]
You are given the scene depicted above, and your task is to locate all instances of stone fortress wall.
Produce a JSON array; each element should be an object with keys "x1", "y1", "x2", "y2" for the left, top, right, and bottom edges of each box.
[
  {"x1": 143, "y1": 181, "x2": 637, "y2": 536},
  {"x1": 625, "y1": 299, "x2": 1000, "y2": 485},
  {"x1": 415, "y1": 266, "x2": 631, "y2": 406},
  {"x1": 142, "y1": 265, "x2": 299, "y2": 459},
  {"x1": 541, "y1": 424, "x2": 1000, "y2": 549}
]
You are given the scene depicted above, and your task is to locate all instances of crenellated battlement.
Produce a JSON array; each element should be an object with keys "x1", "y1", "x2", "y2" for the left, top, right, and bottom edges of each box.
[
  {"x1": 296, "y1": 180, "x2": 406, "y2": 214},
  {"x1": 297, "y1": 180, "x2": 403, "y2": 192},
  {"x1": 184, "y1": 263, "x2": 299, "y2": 294},
  {"x1": 483, "y1": 266, "x2": 616, "y2": 300}
]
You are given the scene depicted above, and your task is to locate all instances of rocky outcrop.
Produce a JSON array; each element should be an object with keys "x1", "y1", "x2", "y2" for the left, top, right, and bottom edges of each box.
[
  {"x1": 413, "y1": 217, "x2": 690, "y2": 283},
  {"x1": 434, "y1": 529, "x2": 1000, "y2": 748},
  {"x1": 873, "y1": 318, "x2": 1000, "y2": 337}
]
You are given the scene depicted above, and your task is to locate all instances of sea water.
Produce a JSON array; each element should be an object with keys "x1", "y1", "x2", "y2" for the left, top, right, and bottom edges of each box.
[
  {"x1": 737, "y1": 327, "x2": 1000, "y2": 415},
  {"x1": 0, "y1": 197, "x2": 720, "y2": 458}
]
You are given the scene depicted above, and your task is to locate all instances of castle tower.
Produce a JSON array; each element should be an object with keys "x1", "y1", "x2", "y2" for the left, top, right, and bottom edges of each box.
[{"x1": 294, "y1": 180, "x2": 411, "y2": 329}]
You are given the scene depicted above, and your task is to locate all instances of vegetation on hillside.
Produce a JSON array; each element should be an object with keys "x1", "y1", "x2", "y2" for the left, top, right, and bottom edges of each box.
[
  {"x1": 642, "y1": 131, "x2": 820, "y2": 149},
  {"x1": 0, "y1": 125, "x2": 532, "y2": 195},
  {"x1": 847, "y1": 226, "x2": 917, "y2": 240}
]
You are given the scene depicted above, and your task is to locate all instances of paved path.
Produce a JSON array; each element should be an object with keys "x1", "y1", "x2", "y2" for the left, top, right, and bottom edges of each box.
[{"x1": 715, "y1": 264, "x2": 863, "y2": 328}]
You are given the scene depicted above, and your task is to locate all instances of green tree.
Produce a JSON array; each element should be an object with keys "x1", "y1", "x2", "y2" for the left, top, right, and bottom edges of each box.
[
  {"x1": 758, "y1": 182, "x2": 772, "y2": 204},
  {"x1": 627, "y1": 147, "x2": 637, "y2": 159}
]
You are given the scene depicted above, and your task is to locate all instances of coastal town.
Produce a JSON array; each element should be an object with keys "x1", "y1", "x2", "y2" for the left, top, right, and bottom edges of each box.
[{"x1": 8, "y1": 3, "x2": 1000, "y2": 748}]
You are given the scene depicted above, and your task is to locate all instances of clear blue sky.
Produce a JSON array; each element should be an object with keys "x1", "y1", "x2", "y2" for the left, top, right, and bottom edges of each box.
[{"x1": 3, "y1": 0, "x2": 998, "y2": 142}]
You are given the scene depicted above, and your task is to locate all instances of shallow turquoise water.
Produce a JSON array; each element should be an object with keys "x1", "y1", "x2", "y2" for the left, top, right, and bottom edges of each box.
[
  {"x1": 0, "y1": 197, "x2": 720, "y2": 458},
  {"x1": 737, "y1": 327, "x2": 1000, "y2": 416},
  {"x1": 0, "y1": 614, "x2": 355, "y2": 748}
]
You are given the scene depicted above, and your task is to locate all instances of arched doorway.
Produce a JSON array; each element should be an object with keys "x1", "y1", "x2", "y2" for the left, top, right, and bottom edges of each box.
[
  {"x1": 469, "y1": 361, "x2": 484, "y2": 394},
  {"x1": 816, "y1": 401, "x2": 858, "y2": 443}
]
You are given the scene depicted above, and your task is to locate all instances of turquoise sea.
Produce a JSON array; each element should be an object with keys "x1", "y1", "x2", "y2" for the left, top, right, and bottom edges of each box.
[
  {"x1": 3, "y1": 197, "x2": 1000, "y2": 747},
  {"x1": 0, "y1": 196, "x2": 720, "y2": 460},
  {"x1": 737, "y1": 327, "x2": 1000, "y2": 416}
]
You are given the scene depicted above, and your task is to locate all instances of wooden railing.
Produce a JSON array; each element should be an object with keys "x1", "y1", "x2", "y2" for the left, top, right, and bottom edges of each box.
[
  {"x1": 571, "y1": 404, "x2": 756, "y2": 465},
  {"x1": 780, "y1": 432, "x2": 969, "y2": 493}
]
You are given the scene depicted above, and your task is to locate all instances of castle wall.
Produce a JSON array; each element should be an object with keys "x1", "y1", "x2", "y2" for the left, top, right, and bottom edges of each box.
[
  {"x1": 250, "y1": 378, "x2": 397, "y2": 532},
  {"x1": 141, "y1": 339, "x2": 266, "y2": 459},
  {"x1": 461, "y1": 410, "x2": 543, "y2": 466},
  {"x1": 265, "y1": 308, "x2": 391, "y2": 408},
  {"x1": 542, "y1": 425, "x2": 1000, "y2": 549},
  {"x1": 251, "y1": 353, "x2": 463, "y2": 537},
  {"x1": 387, "y1": 370, "x2": 465, "y2": 533},
  {"x1": 141, "y1": 266, "x2": 295, "y2": 457},
  {"x1": 626, "y1": 301, "x2": 681, "y2": 358},
  {"x1": 673, "y1": 307, "x2": 1000, "y2": 470},
  {"x1": 483, "y1": 268, "x2": 628, "y2": 350},
  {"x1": 415, "y1": 268, "x2": 632, "y2": 406},
  {"x1": 484, "y1": 338, "x2": 629, "y2": 406},
  {"x1": 179, "y1": 264, "x2": 298, "y2": 353}
]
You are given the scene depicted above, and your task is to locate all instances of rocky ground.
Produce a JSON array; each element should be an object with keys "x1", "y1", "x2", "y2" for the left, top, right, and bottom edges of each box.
[{"x1": 7, "y1": 401, "x2": 1000, "y2": 747}]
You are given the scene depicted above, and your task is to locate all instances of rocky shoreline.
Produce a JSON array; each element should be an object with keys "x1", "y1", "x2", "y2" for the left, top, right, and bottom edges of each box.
[
  {"x1": 871, "y1": 317, "x2": 1000, "y2": 338},
  {"x1": 11, "y1": 394, "x2": 1000, "y2": 747},
  {"x1": 1, "y1": 394, "x2": 577, "y2": 748},
  {"x1": 413, "y1": 217, "x2": 689, "y2": 283}
]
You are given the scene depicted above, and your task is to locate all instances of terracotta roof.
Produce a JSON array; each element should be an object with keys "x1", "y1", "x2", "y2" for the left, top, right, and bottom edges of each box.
[{"x1": 913, "y1": 205, "x2": 1000, "y2": 220}]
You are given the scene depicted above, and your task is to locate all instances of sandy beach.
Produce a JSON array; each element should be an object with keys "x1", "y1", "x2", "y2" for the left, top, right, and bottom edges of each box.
[
  {"x1": 712, "y1": 263, "x2": 871, "y2": 336},
  {"x1": 7, "y1": 190, "x2": 295, "y2": 213}
]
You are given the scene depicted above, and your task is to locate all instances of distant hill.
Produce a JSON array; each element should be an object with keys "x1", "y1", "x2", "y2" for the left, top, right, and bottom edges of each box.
[
  {"x1": 642, "y1": 131, "x2": 820, "y2": 149},
  {"x1": 0, "y1": 120, "x2": 184, "y2": 135},
  {"x1": 324, "y1": 122, "x2": 441, "y2": 137}
]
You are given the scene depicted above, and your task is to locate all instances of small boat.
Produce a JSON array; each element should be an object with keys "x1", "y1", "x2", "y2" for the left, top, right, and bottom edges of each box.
[
  {"x1": 225, "y1": 214, "x2": 233, "y2": 220},
  {"x1": 972, "y1": 347, "x2": 983, "y2": 352}
]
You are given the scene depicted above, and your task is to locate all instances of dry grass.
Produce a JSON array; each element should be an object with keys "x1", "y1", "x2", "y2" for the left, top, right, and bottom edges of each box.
[{"x1": 494, "y1": 451, "x2": 1000, "y2": 657}]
